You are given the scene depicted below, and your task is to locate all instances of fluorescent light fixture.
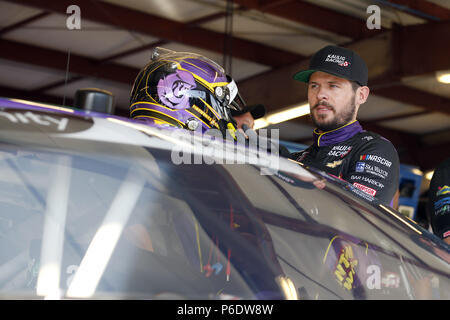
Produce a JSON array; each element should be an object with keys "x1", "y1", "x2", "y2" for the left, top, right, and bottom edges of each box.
[
  {"x1": 255, "y1": 103, "x2": 310, "y2": 129},
  {"x1": 436, "y1": 71, "x2": 450, "y2": 84},
  {"x1": 425, "y1": 170, "x2": 434, "y2": 180},
  {"x1": 253, "y1": 118, "x2": 269, "y2": 130},
  {"x1": 266, "y1": 104, "x2": 310, "y2": 124}
]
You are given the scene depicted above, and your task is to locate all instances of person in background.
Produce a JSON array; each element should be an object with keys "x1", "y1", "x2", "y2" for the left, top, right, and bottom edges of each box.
[
  {"x1": 289, "y1": 45, "x2": 400, "y2": 206},
  {"x1": 232, "y1": 104, "x2": 291, "y2": 158},
  {"x1": 427, "y1": 157, "x2": 450, "y2": 245},
  {"x1": 231, "y1": 104, "x2": 265, "y2": 131}
]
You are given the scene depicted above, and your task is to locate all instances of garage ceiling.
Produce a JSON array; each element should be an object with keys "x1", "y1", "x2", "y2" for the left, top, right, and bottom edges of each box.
[{"x1": 0, "y1": 0, "x2": 449, "y2": 171}]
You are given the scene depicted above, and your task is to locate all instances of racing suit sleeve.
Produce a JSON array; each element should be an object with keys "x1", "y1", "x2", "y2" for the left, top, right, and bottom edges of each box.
[
  {"x1": 342, "y1": 137, "x2": 400, "y2": 206},
  {"x1": 427, "y1": 158, "x2": 450, "y2": 241}
]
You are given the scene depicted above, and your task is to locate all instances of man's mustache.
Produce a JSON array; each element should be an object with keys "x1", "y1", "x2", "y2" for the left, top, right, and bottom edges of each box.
[{"x1": 312, "y1": 101, "x2": 334, "y2": 110}]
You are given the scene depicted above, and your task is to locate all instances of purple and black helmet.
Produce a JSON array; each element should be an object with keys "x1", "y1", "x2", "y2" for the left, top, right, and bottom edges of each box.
[{"x1": 130, "y1": 47, "x2": 245, "y2": 133}]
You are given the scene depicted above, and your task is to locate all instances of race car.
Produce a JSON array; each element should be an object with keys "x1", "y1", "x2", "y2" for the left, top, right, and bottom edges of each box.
[{"x1": 0, "y1": 96, "x2": 448, "y2": 300}]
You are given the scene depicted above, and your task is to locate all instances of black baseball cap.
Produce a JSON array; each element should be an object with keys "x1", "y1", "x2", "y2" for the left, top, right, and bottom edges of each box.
[
  {"x1": 293, "y1": 45, "x2": 368, "y2": 86},
  {"x1": 231, "y1": 104, "x2": 266, "y2": 119}
]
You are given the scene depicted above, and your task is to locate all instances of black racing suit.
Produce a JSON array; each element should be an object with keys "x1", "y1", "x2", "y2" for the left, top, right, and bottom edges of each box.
[
  {"x1": 289, "y1": 121, "x2": 400, "y2": 206},
  {"x1": 427, "y1": 157, "x2": 450, "y2": 240}
]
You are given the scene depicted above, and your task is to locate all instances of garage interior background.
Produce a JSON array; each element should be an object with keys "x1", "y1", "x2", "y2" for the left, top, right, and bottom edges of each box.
[{"x1": 0, "y1": 0, "x2": 449, "y2": 220}]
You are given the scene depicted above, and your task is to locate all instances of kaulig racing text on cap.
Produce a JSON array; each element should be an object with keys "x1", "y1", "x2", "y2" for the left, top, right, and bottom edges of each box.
[{"x1": 294, "y1": 45, "x2": 368, "y2": 86}]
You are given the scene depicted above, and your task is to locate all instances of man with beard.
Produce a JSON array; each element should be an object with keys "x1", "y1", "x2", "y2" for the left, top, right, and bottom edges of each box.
[
  {"x1": 289, "y1": 45, "x2": 400, "y2": 206},
  {"x1": 231, "y1": 104, "x2": 266, "y2": 132}
]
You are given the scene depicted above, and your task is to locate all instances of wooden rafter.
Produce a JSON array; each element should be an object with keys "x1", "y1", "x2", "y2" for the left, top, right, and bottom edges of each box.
[
  {"x1": 0, "y1": 11, "x2": 50, "y2": 36},
  {"x1": 2, "y1": 0, "x2": 304, "y2": 67},
  {"x1": 0, "y1": 39, "x2": 139, "y2": 85},
  {"x1": 233, "y1": 0, "x2": 379, "y2": 39}
]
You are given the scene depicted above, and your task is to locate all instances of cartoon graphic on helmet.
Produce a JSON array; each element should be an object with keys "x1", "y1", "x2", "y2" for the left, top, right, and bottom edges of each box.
[{"x1": 130, "y1": 47, "x2": 245, "y2": 134}]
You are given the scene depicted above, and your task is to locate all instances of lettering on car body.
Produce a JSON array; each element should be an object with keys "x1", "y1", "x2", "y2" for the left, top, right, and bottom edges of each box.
[{"x1": 0, "y1": 109, "x2": 93, "y2": 133}]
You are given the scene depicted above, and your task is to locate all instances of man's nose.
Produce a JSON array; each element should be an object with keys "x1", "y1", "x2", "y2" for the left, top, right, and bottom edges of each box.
[{"x1": 317, "y1": 87, "x2": 329, "y2": 100}]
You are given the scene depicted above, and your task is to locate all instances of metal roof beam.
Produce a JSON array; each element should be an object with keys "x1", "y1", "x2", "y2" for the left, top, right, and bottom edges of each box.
[
  {"x1": 371, "y1": 85, "x2": 450, "y2": 115},
  {"x1": 0, "y1": 11, "x2": 51, "y2": 37}
]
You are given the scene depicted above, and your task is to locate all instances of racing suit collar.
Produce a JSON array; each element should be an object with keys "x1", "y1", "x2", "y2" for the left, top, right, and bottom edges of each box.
[{"x1": 313, "y1": 120, "x2": 363, "y2": 147}]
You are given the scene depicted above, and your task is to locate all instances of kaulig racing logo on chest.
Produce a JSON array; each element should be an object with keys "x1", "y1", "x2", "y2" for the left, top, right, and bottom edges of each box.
[{"x1": 328, "y1": 145, "x2": 352, "y2": 158}]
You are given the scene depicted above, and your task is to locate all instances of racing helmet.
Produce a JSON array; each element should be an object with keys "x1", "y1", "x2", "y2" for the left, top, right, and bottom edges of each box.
[{"x1": 130, "y1": 47, "x2": 245, "y2": 134}]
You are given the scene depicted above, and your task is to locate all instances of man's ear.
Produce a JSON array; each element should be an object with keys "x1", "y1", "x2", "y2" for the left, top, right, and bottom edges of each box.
[{"x1": 356, "y1": 86, "x2": 370, "y2": 105}]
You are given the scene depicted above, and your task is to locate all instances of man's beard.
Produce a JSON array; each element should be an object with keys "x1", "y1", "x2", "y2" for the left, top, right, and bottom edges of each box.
[{"x1": 311, "y1": 94, "x2": 356, "y2": 132}]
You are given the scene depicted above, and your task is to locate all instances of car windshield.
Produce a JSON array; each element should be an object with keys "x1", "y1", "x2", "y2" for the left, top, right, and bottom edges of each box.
[{"x1": 0, "y1": 107, "x2": 448, "y2": 300}]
